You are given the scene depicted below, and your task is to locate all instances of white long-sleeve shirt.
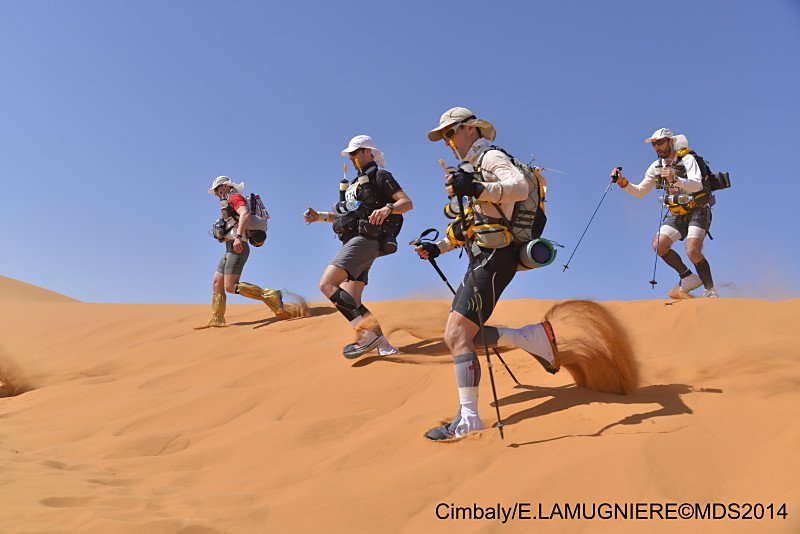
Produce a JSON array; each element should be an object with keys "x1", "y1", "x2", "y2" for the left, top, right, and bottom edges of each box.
[
  {"x1": 437, "y1": 138, "x2": 528, "y2": 253},
  {"x1": 623, "y1": 153, "x2": 704, "y2": 198}
]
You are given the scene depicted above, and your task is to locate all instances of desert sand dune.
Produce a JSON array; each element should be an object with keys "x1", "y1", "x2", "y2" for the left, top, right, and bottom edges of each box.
[
  {"x1": 0, "y1": 275, "x2": 78, "y2": 302},
  {"x1": 0, "y1": 278, "x2": 798, "y2": 533}
]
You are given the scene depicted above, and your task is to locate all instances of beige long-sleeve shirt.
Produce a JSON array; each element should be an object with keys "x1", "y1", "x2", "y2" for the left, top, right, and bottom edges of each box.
[{"x1": 437, "y1": 138, "x2": 529, "y2": 253}]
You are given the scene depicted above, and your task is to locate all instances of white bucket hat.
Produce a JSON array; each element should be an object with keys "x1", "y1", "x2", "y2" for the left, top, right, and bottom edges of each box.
[
  {"x1": 207, "y1": 175, "x2": 245, "y2": 195},
  {"x1": 428, "y1": 106, "x2": 496, "y2": 142},
  {"x1": 644, "y1": 128, "x2": 674, "y2": 143},
  {"x1": 341, "y1": 135, "x2": 385, "y2": 167}
]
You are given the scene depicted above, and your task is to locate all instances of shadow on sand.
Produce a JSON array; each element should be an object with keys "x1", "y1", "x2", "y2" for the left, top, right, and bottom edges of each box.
[
  {"x1": 229, "y1": 305, "x2": 337, "y2": 329},
  {"x1": 499, "y1": 383, "x2": 723, "y2": 448},
  {"x1": 350, "y1": 337, "x2": 452, "y2": 368}
]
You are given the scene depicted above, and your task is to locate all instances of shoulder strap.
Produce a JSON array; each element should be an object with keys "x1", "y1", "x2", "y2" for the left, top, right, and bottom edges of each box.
[
  {"x1": 688, "y1": 151, "x2": 715, "y2": 193},
  {"x1": 359, "y1": 164, "x2": 378, "y2": 180},
  {"x1": 476, "y1": 145, "x2": 525, "y2": 227},
  {"x1": 476, "y1": 145, "x2": 507, "y2": 173}
]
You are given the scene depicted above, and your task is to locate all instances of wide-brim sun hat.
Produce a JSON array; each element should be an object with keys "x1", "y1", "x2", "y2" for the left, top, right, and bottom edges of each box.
[
  {"x1": 644, "y1": 128, "x2": 674, "y2": 143},
  {"x1": 341, "y1": 135, "x2": 385, "y2": 167},
  {"x1": 428, "y1": 106, "x2": 496, "y2": 142},
  {"x1": 207, "y1": 175, "x2": 245, "y2": 194}
]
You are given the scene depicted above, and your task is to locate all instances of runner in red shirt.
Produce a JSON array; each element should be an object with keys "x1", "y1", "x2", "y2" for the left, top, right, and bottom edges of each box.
[{"x1": 199, "y1": 176, "x2": 289, "y2": 328}]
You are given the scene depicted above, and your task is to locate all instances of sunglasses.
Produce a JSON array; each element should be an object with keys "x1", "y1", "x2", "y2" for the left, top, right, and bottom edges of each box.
[
  {"x1": 443, "y1": 123, "x2": 461, "y2": 140},
  {"x1": 651, "y1": 138, "x2": 670, "y2": 147}
]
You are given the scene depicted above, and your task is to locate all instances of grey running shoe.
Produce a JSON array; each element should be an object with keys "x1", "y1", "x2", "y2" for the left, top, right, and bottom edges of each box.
[
  {"x1": 702, "y1": 288, "x2": 719, "y2": 298},
  {"x1": 342, "y1": 333, "x2": 384, "y2": 359},
  {"x1": 425, "y1": 407, "x2": 461, "y2": 441}
]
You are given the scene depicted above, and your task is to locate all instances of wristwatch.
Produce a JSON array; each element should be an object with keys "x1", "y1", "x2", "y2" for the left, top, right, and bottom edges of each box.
[
  {"x1": 386, "y1": 203, "x2": 395, "y2": 213},
  {"x1": 235, "y1": 233, "x2": 243, "y2": 239}
]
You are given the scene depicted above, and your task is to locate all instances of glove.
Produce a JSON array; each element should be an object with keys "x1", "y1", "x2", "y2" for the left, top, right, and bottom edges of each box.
[
  {"x1": 448, "y1": 171, "x2": 485, "y2": 198},
  {"x1": 419, "y1": 242, "x2": 440, "y2": 259}
]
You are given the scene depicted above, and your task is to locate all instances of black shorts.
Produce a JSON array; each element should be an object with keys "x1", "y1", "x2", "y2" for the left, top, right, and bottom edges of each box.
[
  {"x1": 662, "y1": 205, "x2": 712, "y2": 241},
  {"x1": 451, "y1": 245, "x2": 518, "y2": 325}
]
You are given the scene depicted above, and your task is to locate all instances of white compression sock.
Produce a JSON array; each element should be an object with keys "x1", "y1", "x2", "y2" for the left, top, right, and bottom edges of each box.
[
  {"x1": 454, "y1": 387, "x2": 483, "y2": 437},
  {"x1": 497, "y1": 324, "x2": 555, "y2": 365}
]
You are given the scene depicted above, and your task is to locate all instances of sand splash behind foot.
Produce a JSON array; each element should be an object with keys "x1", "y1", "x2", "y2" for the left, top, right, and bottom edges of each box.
[{"x1": 545, "y1": 300, "x2": 639, "y2": 395}]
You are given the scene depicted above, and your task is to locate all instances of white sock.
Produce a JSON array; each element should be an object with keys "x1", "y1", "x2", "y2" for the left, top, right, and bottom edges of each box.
[
  {"x1": 350, "y1": 315, "x2": 364, "y2": 330},
  {"x1": 498, "y1": 324, "x2": 554, "y2": 365},
  {"x1": 377, "y1": 337, "x2": 400, "y2": 356},
  {"x1": 454, "y1": 387, "x2": 483, "y2": 437},
  {"x1": 357, "y1": 328, "x2": 378, "y2": 345},
  {"x1": 496, "y1": 327, "x2": 520, "y2": 347}
]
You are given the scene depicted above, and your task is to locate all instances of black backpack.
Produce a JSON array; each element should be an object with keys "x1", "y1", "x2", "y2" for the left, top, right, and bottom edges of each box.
[{"x1": 677, "y1": 149, "x2": 731, "y2": 193}]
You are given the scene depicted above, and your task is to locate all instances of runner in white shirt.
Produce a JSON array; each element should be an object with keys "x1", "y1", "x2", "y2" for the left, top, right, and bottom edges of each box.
[{"x1": 613, "y1": 128, "x2": 718, "y2": 298}]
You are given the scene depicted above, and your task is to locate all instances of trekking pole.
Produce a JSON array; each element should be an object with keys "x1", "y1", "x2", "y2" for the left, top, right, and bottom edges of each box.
[
  {"x1": 649, "y1": 203, "x2": 667, "y2": 288},
  {"x1": 410, "y1": 229, "x2": 522, "y2": 387},
  {"x1": 409, "y1": 229, "x2": 456, "y2": 293},
  {"x1": 454, "y1": 192, "x2": 505, "y2": 440},
  {"x1": 562, "y1": 166, "x2": 622, "y2": 271}
]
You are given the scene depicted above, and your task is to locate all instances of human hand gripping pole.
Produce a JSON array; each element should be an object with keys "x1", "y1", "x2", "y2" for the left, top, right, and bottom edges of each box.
[
  {"x1": 410, "y1": 229, "x2": 453, "y2": 292},
  {"x1": 410, "y1": 228, "x2": 522, "y2": 387},
  {"x1": 562, "y1": 166, "x2": 622, "y2": 271}
]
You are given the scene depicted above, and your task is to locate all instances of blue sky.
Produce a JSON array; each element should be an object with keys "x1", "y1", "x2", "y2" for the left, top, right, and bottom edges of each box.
[{"x1": 1, "y1": 0, "x2": 798, "y2": 303}]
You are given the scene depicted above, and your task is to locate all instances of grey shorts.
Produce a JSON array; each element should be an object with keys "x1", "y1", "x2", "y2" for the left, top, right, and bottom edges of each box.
[
  {"x1": 662, "y1": 205, "x2": 712, "y2": 241},
  {"x1": 216, "y1": 241, "x2": 250, "y2": 275},
  {"x1": 330, "y1": 236, "x2": 381, "y2": 285}
]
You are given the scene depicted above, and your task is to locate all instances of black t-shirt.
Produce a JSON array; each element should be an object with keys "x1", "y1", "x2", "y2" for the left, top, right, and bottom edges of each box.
[
  {"x1": 353, "y1": 162, "x2": 402, "y2": 205},
  {"x1": 374, "y1": 169, "x2": 402, "y2": 202}
]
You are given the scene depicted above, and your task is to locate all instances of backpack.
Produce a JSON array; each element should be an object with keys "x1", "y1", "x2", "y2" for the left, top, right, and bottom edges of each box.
[
  {"x1": 245, "y1": 193, "x2": 269, "y2": 247},
  {"x1": 476, "y1": 146, "x2": 547, "y2": 245},
  {"x1": 676, "y1": 148, "x2": 731, "y2": 194},
  {"x1": 218, "y1": 191, "x2": 269, "y2": 247}
]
